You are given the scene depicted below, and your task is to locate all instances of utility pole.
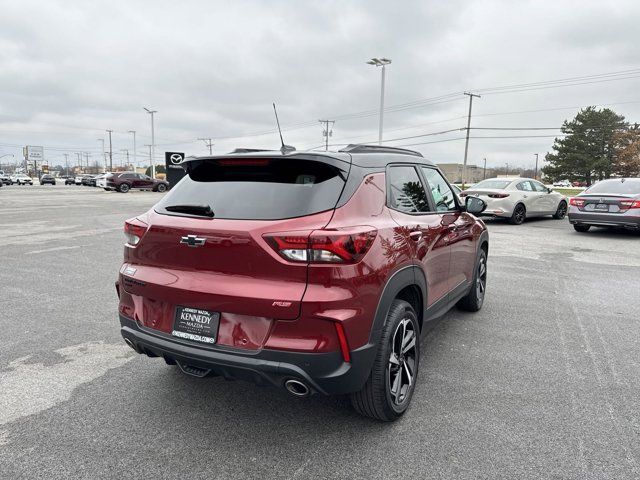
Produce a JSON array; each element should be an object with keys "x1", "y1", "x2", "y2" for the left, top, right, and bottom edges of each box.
[
  {"x1": 106, "y1": 129, "x2": 113, "y2": 171},
  {"x1": 462, "y1": 92, "x2": 481, "y2": 187},
  {"x1": 63, "y1": 153, "x2": 69, "y2": 176},
  {"x1": 318, "y1": 120, "x2": 334, "y2": 151},
  {"x1": 144, "y1": 108, "x2": 157, "y2": 178},
  {"x1": 84, "y1": 152, "x2": 91, "y2": 172},
  {"x1": 128, "y1": 131, "x2": 137, "y2": 168},
  {"x1": 198, "y1": 138, "x2": 214, "y2": 155},
  {"x1": 76, "y1": 152, "x2": 83, "y2": 173},
  {"x1": 120, "y1": 149, "x2": 130, "y2": 168},
  {"x1": 534, "y1": 153, "x2": 539, "y2": 180},
  {"x1": 366, "y1": 58, "x2": 391, "y2": 144},
  {"x1": 505, "y1": 163, "x2": 509, "y2": 176},
  {"x1": 483, "y1": 158, "x2": 487, "y2": 180},
  {"x1": 97, "y1": 139, "x2": 105, "y2": 171}
]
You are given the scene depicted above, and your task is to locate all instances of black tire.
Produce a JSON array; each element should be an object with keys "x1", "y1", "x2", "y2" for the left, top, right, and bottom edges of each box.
[
  {"x1": 553, "y1": 201, "x2": 567, "y2": 219},
  {"x1": 573, "y1": 224, "x2": 590, "y2": 232},
  {"x1": 350, "y1": 299, "x2": 420, "y2": 422},
  {"x1": 118, "y1": 183, "x2": 130, "y2": 193},
  {"x1": 508, "y1": 203, "x2": 526, "y2": 225},
  {"x1": 457, "y1": 248, "x2": 487, "y2": 312},
  {"x1": 156, "y1": 183, "x2": 167, "y2": 193}
]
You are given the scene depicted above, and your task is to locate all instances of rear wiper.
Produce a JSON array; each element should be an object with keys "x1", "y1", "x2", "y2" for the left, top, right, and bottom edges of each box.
[{"x1": 164, "y1": 204, "x2": 215, "y2": 218}]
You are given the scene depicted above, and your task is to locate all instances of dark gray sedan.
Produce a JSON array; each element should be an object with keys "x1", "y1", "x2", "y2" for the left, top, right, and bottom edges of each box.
[{"x1": 568, "y1": 178, "x2": 640, "y2": 232}]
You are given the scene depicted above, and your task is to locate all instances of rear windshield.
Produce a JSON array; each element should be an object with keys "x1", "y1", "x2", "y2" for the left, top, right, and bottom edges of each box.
[
  {"x1": 472, "y1": 179, "x2": 512, "y2": 190},
  {"x1": 585, "y1": 179, "x2": 640, "y2": 195},
  {"x1": 156, "y1": 158, "x2": 347, "y2": 220}
]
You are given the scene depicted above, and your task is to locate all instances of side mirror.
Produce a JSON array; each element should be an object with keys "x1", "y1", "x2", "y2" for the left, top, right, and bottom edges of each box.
[
  {"x1": 465, "y1": 196, "x2": 487, "y2": 215},
  {"x1": 547, "y1": 187, "x2": 553, "y2": 194}
]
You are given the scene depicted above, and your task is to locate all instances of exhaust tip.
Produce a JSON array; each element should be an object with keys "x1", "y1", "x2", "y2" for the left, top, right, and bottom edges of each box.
[
  {"x1": 284, "y1": 379, "x2": 310, "y2": 398},
  {"x1": 123, "y1": 337, "x2": 140, "y2": 353}
]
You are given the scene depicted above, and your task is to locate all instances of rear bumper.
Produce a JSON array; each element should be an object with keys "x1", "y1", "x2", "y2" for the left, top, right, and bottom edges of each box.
[
  {"x1": 119, "y1": 314, "x2": 377, "y2": 395},
  {"x1": 568, "y1": 210, "x2": 640, "y2": 229}
]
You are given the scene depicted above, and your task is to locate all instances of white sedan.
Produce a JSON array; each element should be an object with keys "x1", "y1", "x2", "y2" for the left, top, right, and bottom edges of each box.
[
  {"x1": 461, "y1": 178, "x2": 567, "y2": 225},
  {"x1": 10, "y1": 174, "x2": 33, "y2": 185}
]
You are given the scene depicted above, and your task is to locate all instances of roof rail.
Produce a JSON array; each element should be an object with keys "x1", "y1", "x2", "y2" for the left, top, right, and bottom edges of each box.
[
  {"x1": 228, "y1": 148, "x2": 276, "y2": 154},
  {"x1": 339, "y1": 144, "x2": 423, "y2": 157}
]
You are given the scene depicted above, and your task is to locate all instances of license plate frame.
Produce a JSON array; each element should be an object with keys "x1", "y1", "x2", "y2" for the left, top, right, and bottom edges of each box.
[
  {"x1": 594, "y1": 203, "x2": 609, "y2": 212},
  {"x1": 172, "y1": 306, "x2": 220, "y2": 344}
]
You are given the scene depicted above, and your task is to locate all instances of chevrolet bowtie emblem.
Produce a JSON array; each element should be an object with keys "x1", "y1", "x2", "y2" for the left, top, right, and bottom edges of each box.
[{"x1": 180, "y1": 235, "x2": 206, "y2": 248}]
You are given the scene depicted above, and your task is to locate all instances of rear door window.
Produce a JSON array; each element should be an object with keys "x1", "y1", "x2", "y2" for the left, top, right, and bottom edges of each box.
[
  {"x1": 516, "y1": 181, "x2": 534, "y2": 192},
  {"x1": 156, "y1": 158, "x2": 347, "y2": 220},
  {"x1": 387, "y1": 166, "x2": 429, "y2": 213}
]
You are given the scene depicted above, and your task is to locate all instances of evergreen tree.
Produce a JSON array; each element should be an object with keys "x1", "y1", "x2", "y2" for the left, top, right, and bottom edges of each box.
[{"x1": 543, "y1": 107, "x2": 627, "y2": 185}]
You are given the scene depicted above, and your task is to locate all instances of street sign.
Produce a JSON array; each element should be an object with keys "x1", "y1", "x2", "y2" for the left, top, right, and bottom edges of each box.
[
  {"x1": 165, "y1": 151, "x2": 186, "y2": 188},
  {"x1": 27, "y1": 146, "x2": 44, "y2": 161}
]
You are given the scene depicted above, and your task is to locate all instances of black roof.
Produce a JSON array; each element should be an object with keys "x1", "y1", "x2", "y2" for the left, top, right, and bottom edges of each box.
[{"x1": 180, "y1": 144, "x2": 433, "y2": 168}]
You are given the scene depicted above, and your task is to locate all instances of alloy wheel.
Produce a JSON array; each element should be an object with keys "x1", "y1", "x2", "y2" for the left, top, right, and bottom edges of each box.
[
  {"x1": 476, "y1": 255, "x2": 487, "y2": 301},
  {"x1": 387, "y1": 318, "x2": 417, "y2": 406},
  {"x1": 556, "y1": 202, "x2": 567, "y2": 218},
  {"x1": 514, "y1": 205, "x2": 525, "y2": 223}
]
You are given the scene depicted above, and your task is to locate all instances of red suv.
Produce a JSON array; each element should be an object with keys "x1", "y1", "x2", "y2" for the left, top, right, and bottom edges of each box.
[
  {"x1": 106, "y1": 172, "x2": 169, "y2": 193},
  {"x1": 117, "y1": 145, "x2": 489, "y2": 421}
]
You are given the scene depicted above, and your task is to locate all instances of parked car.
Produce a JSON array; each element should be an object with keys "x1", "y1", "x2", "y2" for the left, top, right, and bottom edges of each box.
[
  {"x1": 0, "y1": 170, "x2": 10, "y2": 185},
  {"x1": 65, "y1": 177, "x2": 75, "y2": 185},
  {"x1": 117, "y1": 145, "x2": 489, "y2": 421},
  {"x1": 553, "y1": 180, "x2": 572, "y2": 187},
  {"x1": 106, "y1": 172, "x2": 169, "y2": 193},
  {"x1": 10, "y1": 174, "x2": 33, "y2": 185},
  {"x1": 95, "y1": 173, "x2": 112, "y2": 188},
  {"x1": 81, "y1": 175, "x2": 98, "y2": 186},
  {"x1": 40, "y1": 174, "x2": 56, "y2": 185},
  {"x1": 572, "y1": 181, "x2": 587, "y2": 187},
  {"x1": 74, "y1": 175, "x2": 85, "y2": 185},
  {"x1": 568, "y1": 178, "x2": 640, "y2": 232},
  {"x1": 460, "y1": 177, "x2": 567, "y2": 225}
]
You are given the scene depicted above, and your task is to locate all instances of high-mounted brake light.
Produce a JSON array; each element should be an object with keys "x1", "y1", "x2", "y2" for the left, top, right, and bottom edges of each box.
[
  {"x1": 263, "y1": 228, "x2": 377, "y2": 264},
  {"x1": 124, "y1": 218, "x2": 148, "y2": 246},
  {"x1": 569, "y1": 197, "x2": 585, "y2": 207},
  {"x1": 217, "y1": 159, "x2": 270, "y2": 167}
]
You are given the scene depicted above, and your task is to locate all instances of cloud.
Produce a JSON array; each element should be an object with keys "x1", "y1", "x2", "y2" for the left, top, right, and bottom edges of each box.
[{"x1": 0, "y1": 0, "x2": 639, "y2": 170}]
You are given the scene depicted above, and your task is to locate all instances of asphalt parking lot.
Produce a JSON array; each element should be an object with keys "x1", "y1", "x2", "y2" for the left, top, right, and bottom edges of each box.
[{"x1": 1, "y1": 185, "x2": 639, "y2": 479}]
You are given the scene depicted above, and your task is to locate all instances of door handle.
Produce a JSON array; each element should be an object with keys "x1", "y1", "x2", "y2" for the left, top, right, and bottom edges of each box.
[{"x1": 409, "y1": 231, "x2": 422, "y2": 241}]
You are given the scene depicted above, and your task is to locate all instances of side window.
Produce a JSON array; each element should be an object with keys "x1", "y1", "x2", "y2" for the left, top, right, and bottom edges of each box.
[
  {"x1": 516, "y1": 181, "x2": 533, "y2": 192},
  {"x1": 387, "y1": 166, "x2": 429, "y2": 213},
  {"x1": 532, "y1": 181, "x2": 548, "y2": 192},
  {"x1": 421, "y1": 167, "x2": 457, "y2": 212}
]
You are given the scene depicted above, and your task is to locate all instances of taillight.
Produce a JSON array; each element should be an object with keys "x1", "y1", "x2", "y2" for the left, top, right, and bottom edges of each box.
[
  {"x1": 619, "y1": 199, "x2": 640, "y2": 209},
  {"x1": 488, "y1": 193, "x2": 510, "y2": 198},
  {"x1": 264, "y1": 228, "x2": 377, "y2": 264},
  {"x1": 569, "y1": 197, "x2": 585, "y2": 207},
  {"x1": 124, "y1": 218, "x2": 148, "y2": 246}
]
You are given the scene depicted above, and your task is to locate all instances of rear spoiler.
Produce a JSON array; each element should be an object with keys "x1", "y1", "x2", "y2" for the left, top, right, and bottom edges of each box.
[{"x1": 177, "y1": 152, "x2": 352, "y2": 175}]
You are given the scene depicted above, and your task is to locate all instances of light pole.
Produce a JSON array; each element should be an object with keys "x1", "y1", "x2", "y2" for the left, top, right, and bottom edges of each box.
[
  {"x1": 143, "y1": 108, "x2": 157, "y2": 178},
  {"x1": 144, "y1": 144, "x2": 152, "y2": 174},
  {"x1": 483, "y1": 157, "x2": 487, "y2": 180},
  {"x1": 128, "y1": 130, "x2": 137, "y2": 168},
  {"x1": 534, "y1": 153, "x2": 539, "y2": 180},
  {"x1": 366, "y1": 58, "x2": 391, "y2": 144}
]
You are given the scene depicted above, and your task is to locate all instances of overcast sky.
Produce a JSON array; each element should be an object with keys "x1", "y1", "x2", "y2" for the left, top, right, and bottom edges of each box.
[{"x1": 1, "y1": 0, "x2": 639, "y2": 170}]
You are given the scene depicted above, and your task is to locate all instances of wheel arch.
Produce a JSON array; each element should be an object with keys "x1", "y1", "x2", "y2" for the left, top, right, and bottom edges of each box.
[{"x1": 369, "y1": 265, "x2": 427, "y2": 345}]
